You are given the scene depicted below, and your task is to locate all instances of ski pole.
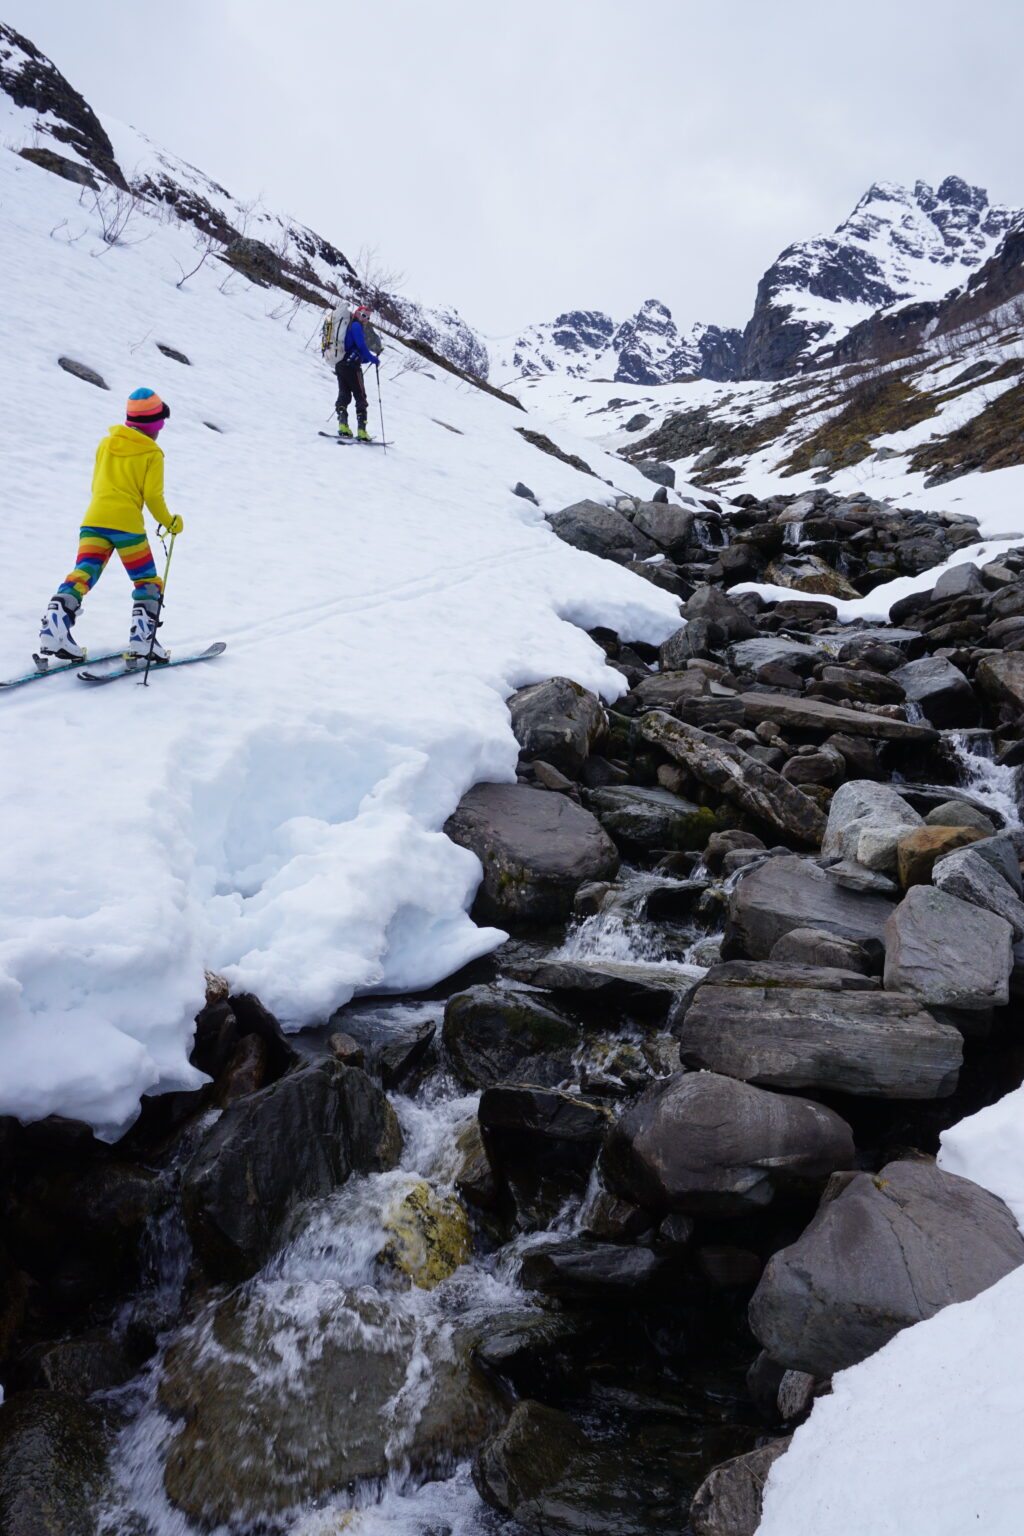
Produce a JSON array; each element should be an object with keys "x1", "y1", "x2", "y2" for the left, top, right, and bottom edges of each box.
[
  {"x1": 375, "y1": 363, "x2": 387, "y2": 456},
  {"x1": 141, "y1": 531, "x2": 176, "y2": 687}
]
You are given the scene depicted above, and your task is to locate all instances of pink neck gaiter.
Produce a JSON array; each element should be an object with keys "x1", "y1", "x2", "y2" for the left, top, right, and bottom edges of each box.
[{"x1": 127, "y1": 420, "x2": 164, "y2": 438}]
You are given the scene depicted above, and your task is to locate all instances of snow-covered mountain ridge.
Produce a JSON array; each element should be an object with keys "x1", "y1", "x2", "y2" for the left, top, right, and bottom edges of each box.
[{"x1": 500, "y1": 177, "x2": 1021, "y2": 389}]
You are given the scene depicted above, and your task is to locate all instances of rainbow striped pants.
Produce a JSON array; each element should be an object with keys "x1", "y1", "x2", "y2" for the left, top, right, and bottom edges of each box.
[{"x1": 58, "y1": 526, "x2": 162, "y2": 602}]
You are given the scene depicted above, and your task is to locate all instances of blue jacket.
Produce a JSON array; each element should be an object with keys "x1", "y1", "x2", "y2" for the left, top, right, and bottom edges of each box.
[{"x1": 343, "y1": 319, "x2": 379, "y2": 367}]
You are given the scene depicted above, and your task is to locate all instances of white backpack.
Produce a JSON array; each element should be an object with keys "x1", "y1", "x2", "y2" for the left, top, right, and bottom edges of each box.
[{"x1": 320, "y1": 303, "x2": 352, "y2": 367}]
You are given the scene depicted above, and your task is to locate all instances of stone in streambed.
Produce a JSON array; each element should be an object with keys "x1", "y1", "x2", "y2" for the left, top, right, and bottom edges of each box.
[
  {"x1": 724, "y1": 855, "x2": 893, "y2": 960},
  {"x1": 748, "y1": 1160, "x2": 1024, "y2": 1377},
  {"x1": 444, "y1": 782, "x2": 619, "y2": 924},
  {"x1": 601, "y1": 1071, "x2": 853, "y2": 1217},
  {"x1": 182, "y1": 1060, "x2": 401, "y2": 1282},
  {"x1": 932, "y1": 847, "x2": 1024, "y2": 939},
  {"x1": 503, "y1": 955, "x2": 699, "y2": 1021},
  {"x1": 677, "y1": 985, "x2": 961, "y2": 1098},
  {"x1": 519, "y1": 1237, "x2": 667, "y2": 1298},
  {"x1": 924, "y1": 800, "x2": 998, "y2": 837},
  {"x1": 690, "y1": 1439, "x2": 791, "y2": 1536},
  {"x1": 0, "y1": 1391, "x2": 111, "y2": 1536},
  {"x1": 587, "y1": 784, "x2": 717, "y2": 852},
  {"x1": 822, "y1": 779, "x2": 923, "y2": 875},
  {"x1": 884, "y1": 885, "x2": 1013, "y2": 1012},
  {"x1": 896, "y1": 825, "x2": 985, "y2": 888},
  {"x1": 637, "y1": 712, "x2": 827, "y2": 847},
  {"x1": 442, "y1": 984, "x2": 581, "y2": 1090},
  {"x1": 379, "y1": 1179, "x2": 471, "y2": 1289},
  {"x1": 736, "y1": 694, "x2": 937, "y2": 742},
  {"x1": 547, "y1": 500, "x2": 658, "y2": 563},
  {"x1": 508, "y1": 677, "x2": 606, "y2": 775},
  {"x1": 889, "y1": 655, "x2": 979, "y2": 728},
  {"x1": 770, "y1": 927, "x2": 872, "y2": 972}
]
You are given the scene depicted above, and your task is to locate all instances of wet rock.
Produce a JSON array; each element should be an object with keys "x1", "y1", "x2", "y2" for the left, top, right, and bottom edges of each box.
[
  {"x1": 704, "y1": 830, "x2": 766, "y2": 872},
  {"x1": 161, "y1": 1284, "x2": 502, "y2": 1526},
  {"x1": 673, "y1": 960, "x2": 879, "y2": 1008},
  {"x1": 884, "y1": 885, "x2": 1013, "y2": 1012},
  {"x1": 0, "y1": 1390, "x2": 110, "y2": 1536},
  {"x1": 17, "y1": 1332, "x2": 133, "y2": 1397},
  {"x1": 508, "y1": 677, "x2": 606, "y2": 775},
  {"x1": 214, "y1": 1032, "x2": 268, "y2": 1106},
  {"x1": 690, "y1": 1439, "x2": 791, "y2": 1536},
  {"x1": 443, "y1": 984, "x2": 581, "y2": 1089},
  {"x1": 601, "y1": 1071, "x2": 853, "y2": 1217},
  {"x1": 890, "y1": 656, "x2": 979, "y2": 728},
  {"x1": 519, "y1": 1237, "x2": 666, "y2": 1297},
  {"x1": 637, "y1": 713, "x2": 826, "y2": 847},
  {"x1": 724, "y1": 855, "x2": 893, "y2": 960},
  {"x1": 547, "y1": 500, "x2": 658, "y2": 563},
  {"x1": 769, "y1": 927, "x2": 872, "y2": 972},
  {"x1": 976, "y1": 653, "x2": 1024, "y2": 718},
  {"x1": 327, "y1": 1008, "x2": 436, "y2": 1087},
  {"x1": 896, "y1": 824, "x2": 984, "y2": 888},
  {"x1": 503, "y1": 956, "x2": 700, "y2": 1022},
  {"x1": 765, "y1": 553, "x2": 860, "y2": 600},
  {"x1": 587, "y1": 784, "x2": 717, "y2": 852},
  {"x1": 932, "y1": 848, "x2": 1024, "y2": 939},
  {"x1": 444, "y1": 782, "x2": 619, "y2": 924},
  {"x1": 479, "y1": 1087, "x2": 612, "y2": 1223},
  {"x1": 470, "y1": 1311, "x2": 586, "y2": 1395},
  {"x1": 737, "y1": 694, "x2": 937, "y2": 742},
  {"x1": 474, "y1": 1399, "x2": 706, "y2": 1535},
  {"x1": 578, "y1": 1186, "x2": 653, "y2": 1241},
  {"x1": 748, "y1": 1160, "x2": 1024, "y2": 1377},
  {"x1": 454, "y1": 1120, "x2": 500, "y2": 1210},
  {"x1": 822, "y1": 779, "x2": 923, "y2": 874},
  {"x1": 182, "y1": 1060, "x2": 401, "y2": 1281},
  {"x1": 327, "y1": 1030, "x2": 365, "y2": 1067},
  {"x1": 677, "y1": 985, "x2": 961, "y2": 1098},
  {"x1": 380, "y1": 1179, "x2": 471, "y2": 1289}
]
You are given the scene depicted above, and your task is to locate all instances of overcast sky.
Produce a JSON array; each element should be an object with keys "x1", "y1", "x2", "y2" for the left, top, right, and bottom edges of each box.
[{"x1": 6, "y1": 0, "x2": 1023, "y2": 341}]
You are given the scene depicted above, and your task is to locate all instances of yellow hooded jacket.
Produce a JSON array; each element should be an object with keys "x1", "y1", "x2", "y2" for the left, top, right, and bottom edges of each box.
[{"x1": 85, "y1": 425, "x2": 172, "y2": 536}]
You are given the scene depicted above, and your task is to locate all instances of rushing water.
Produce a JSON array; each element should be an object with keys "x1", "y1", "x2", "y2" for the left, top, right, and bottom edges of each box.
[{"x1": 948, "y1": 730, "x2": 1022, "y2": 831}]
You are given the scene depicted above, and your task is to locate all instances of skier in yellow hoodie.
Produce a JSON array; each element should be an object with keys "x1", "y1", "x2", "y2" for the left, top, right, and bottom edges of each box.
[{"x1": 38, "y1": 388, "x2": 184, "y2": 665}]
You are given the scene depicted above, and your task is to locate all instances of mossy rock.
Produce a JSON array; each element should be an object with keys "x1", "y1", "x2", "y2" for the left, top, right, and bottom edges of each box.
[{"x1": 380, "y1": 1179, "x2": 472, "y2": 1289}]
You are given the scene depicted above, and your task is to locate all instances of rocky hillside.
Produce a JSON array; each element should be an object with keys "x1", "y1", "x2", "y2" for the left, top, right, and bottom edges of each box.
[
  {"x1": 494, "y1": 300, "x2": 743, "y2": 386},
  {"x1": 0, "y1": 21, "x2": 487, "y2": 379}
]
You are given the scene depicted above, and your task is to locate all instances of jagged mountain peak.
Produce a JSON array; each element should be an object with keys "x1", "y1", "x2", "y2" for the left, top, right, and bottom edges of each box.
[{"x1": 496, "y1": 300, "x2": 742, "y2": 387}]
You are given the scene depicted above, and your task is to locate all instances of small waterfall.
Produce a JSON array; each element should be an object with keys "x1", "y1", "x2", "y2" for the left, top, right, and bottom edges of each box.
[
  {"x1": 949, "y1": 730, "x2": 1022, "y2": 830},
  {"x1": 555, "y1": 870, "x2": 719, "y2": 973},
  {"x1": 692, "y1": 517, "x2": 727, "y2": 550},
  {"x1": 783, "y1": 519, "x2": 804, "y2": 548}
]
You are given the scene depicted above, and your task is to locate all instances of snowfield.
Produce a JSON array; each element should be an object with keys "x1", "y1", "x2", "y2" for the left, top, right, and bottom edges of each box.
[{"x1": 0, "y1": 145, "x2": 681, "y2": 1137}]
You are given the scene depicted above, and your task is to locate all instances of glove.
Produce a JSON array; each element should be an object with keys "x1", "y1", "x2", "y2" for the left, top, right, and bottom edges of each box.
[
  {"x1": 373, "y1": 356, "x2": 381, "y2": 368},
  {"x1": 159, "y1": 515, "x2": 184, "y2": 536}
]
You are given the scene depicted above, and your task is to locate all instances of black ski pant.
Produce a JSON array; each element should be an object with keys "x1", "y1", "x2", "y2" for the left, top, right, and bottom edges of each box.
[{"x1": 335, "y1": 360, "x2": 368, "y2": 426}]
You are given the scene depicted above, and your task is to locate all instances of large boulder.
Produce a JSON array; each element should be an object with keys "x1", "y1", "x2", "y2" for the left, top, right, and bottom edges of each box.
[
  {"x1": 889, "y1": 656, "x2": 979, "y2": 728},
  {"x1": 896, "y1": 824, "x2": 985, "y2": 888},
  {"x1": 690, "y1": 1440, "x2": 791, "y2": 1536},
  {"x1": 636, "y1": 713, "x2": 826, "y2": 847},
  {"x1": 160, "y1": 1282, "x2": 502, "y2": 1527},
  {"x1": 748, "y1": 1160, "x2": 1024, "y2": 1377},
  {"x1": 508, "y1": 677, "x2": 606, "y2": 775},
  {"x1": 587, "y1": 784, "x2": 717, "y2": 852},
  {"x1": 479, "y1": 1085, "x2": 612, "y2": 1223},
  {"x1": 683, "y1": 584, "x2": 759, "y2": 639},
  {"x1": 632, "y1": 501, "x2": 696, "y2": 559},
  {"x1": 442, "y1": 985, "x2": 581, "y2": 1090},
  {"x1": 0, "y1": 1391, "x2": 110, "y2": 1536},
  {"x1": 883, "y1": 885, "x2": 1013, "y2": 1012},
  {"x1": 601, "y1": 1071, "x2": 853, "y2": 1217},
  {"x1": 932, "y1": 846, "x2": 1024, "y2": 939},
  {"x1": 976, "y1": 652, "x2": 1024, "y2": 719},
  {"x1": 504, "y1": 955, "x2": 699, "y2": 1022},
  {"x1": 182, "y1": 1060, "x2": 401, "y2": 1281},
  {"x1": 677, "y1": 985, "x2": 962, "y2": 1098},
  {"x1": 444, "y1": 782, "x2": 619, "y2": 924},
  {"x1": 735, "y1": 694, "x2": 937, "y2": 742},
  {"x1": 724, "y1": 856, "x2": 893, "y2": 960},
  {"x1": 822, "y1": 780, "x2": 924, "y2": 874},
  {"x1": 547, "y1": 500, "x2": 658, "y2": 564}
]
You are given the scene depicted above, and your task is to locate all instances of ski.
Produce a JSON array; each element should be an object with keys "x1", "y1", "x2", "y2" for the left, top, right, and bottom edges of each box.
[
  {"x1": 1, "y1": 650, "x2": 126, "y2": 691},
  {"x1": 77, "y1": 642, "x2": 227, "y2": 684},
  {"x1": 318, "y1": 433, "x2": 393, "y2": 447}
]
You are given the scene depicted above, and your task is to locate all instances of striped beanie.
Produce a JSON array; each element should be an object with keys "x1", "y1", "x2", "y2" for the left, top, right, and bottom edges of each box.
[{"x1": 126, "y1": 387, "x2": 170, "y2": 424}]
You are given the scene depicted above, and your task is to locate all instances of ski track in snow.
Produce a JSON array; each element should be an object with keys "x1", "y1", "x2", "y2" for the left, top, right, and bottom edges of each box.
[{"x1": 0, "y1": 146, "x2": 684, "y2": 1136}]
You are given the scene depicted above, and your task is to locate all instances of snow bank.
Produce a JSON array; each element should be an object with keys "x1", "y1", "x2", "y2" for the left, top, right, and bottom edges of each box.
[{"x1": 0, "y1": 148, "x2": 680, "y2": 1136}]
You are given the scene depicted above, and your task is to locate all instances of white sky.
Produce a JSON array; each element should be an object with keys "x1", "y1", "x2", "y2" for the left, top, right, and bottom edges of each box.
[{"x1": 5, "y1": 0, "x2": 1023, "y2": 341}]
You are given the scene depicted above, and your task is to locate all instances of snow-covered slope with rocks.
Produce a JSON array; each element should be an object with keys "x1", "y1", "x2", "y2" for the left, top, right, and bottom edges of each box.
[
  {"x1": 493, "y1": 299, "x2": 742, "y2": 387},
  {"x1": 0, "y1": 142, "x2": 685, "y2": 1137}
]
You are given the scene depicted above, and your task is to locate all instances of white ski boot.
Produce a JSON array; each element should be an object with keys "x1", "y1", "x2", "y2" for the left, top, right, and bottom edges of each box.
[
  {"x1": 37, "y1": 593, "x2": 85, "y2": 666},
  {"x1": 125, "y1": 597, "x2": 170, "y2": 666}
]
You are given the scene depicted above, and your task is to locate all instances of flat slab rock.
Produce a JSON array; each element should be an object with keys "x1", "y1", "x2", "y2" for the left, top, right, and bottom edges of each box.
[
  {"x1": 677, "y1": 984, "x2": 962, "y2": 1098},
  {"x1": 725, "y1": 856, "x2": 894, "y2": 961},
  {"x1": 883, "y1": 883, "x2": 1013, "y2": 1012},
  {"x1": 736, "y1": 693, "x2": 938, "y2": 741},
  {"x1": 748, "y1": 1159, "x2": 1024, "y2": 1377},
  {"x1": 504, "y1": 956, "x2": 700, "y2": 1019},
  {"x1": 637, "y1": 711, "x2": 826, "y2": 847},
  {"x1": 444, "y1": 781, "x2": 619, "y2": 924},
  {"x1": 690, "y1": 1439, "x2": 791, "y2": 1536}
]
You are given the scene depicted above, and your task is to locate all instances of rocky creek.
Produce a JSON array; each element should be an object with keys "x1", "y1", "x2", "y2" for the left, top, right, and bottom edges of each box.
[{"x1": 4, "y1": 487, "x2": 1024, "y2": 1536}]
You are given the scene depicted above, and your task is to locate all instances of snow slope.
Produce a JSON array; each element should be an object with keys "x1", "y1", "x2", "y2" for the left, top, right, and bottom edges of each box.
[{"x1": 0, "y1": 147, "x2": 683, "y2": 1138}]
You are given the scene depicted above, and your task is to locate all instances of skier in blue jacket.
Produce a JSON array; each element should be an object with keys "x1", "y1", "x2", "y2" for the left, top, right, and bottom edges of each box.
[{"x1": 335, "y1": 304, "x2": 380, "y2": 440}]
